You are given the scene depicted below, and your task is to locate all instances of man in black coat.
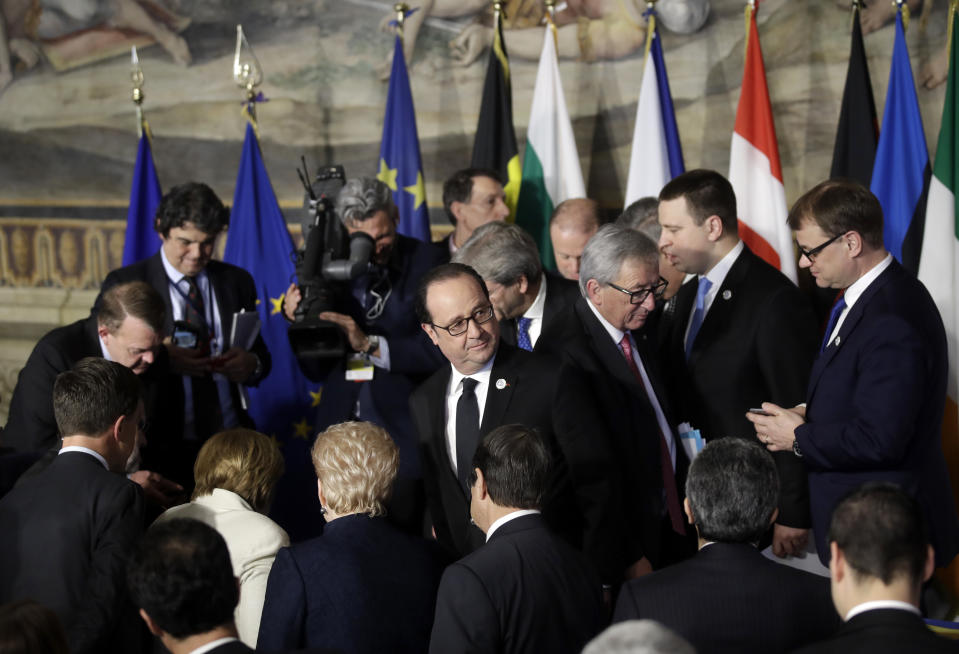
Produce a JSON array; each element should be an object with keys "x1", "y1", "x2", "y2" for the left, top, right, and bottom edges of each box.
[
  {"x1": 430, "y1": 424, "x2": 605, "y2": 654},
  {"x1": 97, "y1": 182, "x2": 271, "y2": 485},
  {"x1": 792, "y1": 483, "x2": 957, "y2": 654},
  {"x1": 614, "y1": 438, "x2": 840, "y2": 654},
  {"x1": 410, "y1": 263, "x2": 620, "y2": 583},
  {"x1": 0, "y1": 358, "x2": 146, "y2": 654},
  {"x1": 453, "y1": 220, "x2": 580, "y2": 353}
]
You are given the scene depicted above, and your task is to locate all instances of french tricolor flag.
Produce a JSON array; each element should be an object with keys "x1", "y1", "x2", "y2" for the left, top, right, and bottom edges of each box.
[{"x1": 728, "y1": 3, "x2": 796, "y2": 283}]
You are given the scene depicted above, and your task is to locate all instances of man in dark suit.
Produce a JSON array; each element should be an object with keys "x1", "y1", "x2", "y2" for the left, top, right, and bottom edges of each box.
[
  {"x1": 0, "y1": 358, "x2": 146, "y2": 654},
  {"x1": 453, "y1": 221, "x2": 579, "y2": 352},
  {"x1": 543, "y1": 224, "x2": 693, "y2": 577},
  {"x1": 2, "y1": 281, "x2": 182, "y2": 506},
  {"x1": 128, "y1": 518, "x2": 334, "y2": 654},
  {"x1": 98, "y1": 182, "x2": 271, "y2": 486},
  {"x1": 436, "y1": 168, "x2": 510, "y2": 261},
  {"x1": 748, "y1": 179, "x2": 959, "y2": 569},
  {"x1": 794, "y1": 483, "x2": 956, "y2": 654},
  {"x1": 281, "y1": 177, "x2": 446, "y2": 536},
  {"x1": 430, "y1": 424, "x2": 605, "y2": 654},
  {"x1": 658, "y1": 169, "x2": 819, "y2": 558},
  {"x1": 410, "y1": 263, "x2": 619, "y2": 582},
  {"x1": 614, "y1": 437, "x2": 839, "y2": 654}
]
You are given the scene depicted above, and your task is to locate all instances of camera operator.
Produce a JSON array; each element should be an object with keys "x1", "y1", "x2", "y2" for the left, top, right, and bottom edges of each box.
[{"x1": 283, "y1": 176, "x2": 446, "y2": 534}]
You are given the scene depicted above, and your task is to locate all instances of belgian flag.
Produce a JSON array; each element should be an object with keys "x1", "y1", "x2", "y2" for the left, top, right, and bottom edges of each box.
[{"x1": 471, "y1": 7, "x2": 521, "y2": 220}]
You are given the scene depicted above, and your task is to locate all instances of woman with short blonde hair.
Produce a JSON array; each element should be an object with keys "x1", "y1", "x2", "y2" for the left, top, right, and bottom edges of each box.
[
  {"x1": 311, "y1": 421, "x2": 398, "y2": 517},
  {"x1": 155, "y1": 428, "x2": 288, "y2": 648}
]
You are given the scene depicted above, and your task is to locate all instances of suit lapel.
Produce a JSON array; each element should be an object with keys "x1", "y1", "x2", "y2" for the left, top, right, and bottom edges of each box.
[
  {"x1": 670, "y1": 276, "x2": 696, "y2": 354},
  {"x1": 480, "y1": 345, "x2": 520, "y2": 432},
  {"x1": 688, "y1": 247, "x2": 750, "y2": 360},
  {"x1": 147, "y1": 253, "x2": 176, "y2": 334},
  {"x1": 575, "y1": 300, "x2": 645, "y2": 396}
]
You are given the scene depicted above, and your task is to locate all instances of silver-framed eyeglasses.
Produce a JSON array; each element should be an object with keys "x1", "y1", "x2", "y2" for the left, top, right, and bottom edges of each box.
[
  {"x1": 432, "y1": 305, "x2": 495, "y2": 336},
  {"x1": 607, "y1": 277, "x2": 668, "y2": 305}
]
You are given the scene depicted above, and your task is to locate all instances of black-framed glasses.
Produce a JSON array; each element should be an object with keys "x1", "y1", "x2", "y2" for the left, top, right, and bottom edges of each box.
[
  {"x1": 797, "y1": 232, "x2": 845, "y2": 262},
  {"x1": 432, "y1": 305, "x2": 495, "y2": 337},
  {"x1": 607, "y1": 277, "x2": 669, "y2": 305}
]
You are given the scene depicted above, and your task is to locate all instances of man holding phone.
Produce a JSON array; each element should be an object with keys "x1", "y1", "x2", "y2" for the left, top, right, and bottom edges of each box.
[{"x1": 97, "y1": 182, "x2": 270, "y2": 486}]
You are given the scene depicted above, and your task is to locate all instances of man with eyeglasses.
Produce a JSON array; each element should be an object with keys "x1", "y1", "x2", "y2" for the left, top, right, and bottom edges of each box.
[
  {"x1": 746, "y1": 179, "x2": 959, "y2": 571},
  {"x1": 410, "y1": 263, "x2": 621, "y2": 586},
  {"x1": 542, "y1": 224, "x2": 695, "y2": 581},
  {"x1": 657, "y1": 169, "x2": 819, "y2": 561}
]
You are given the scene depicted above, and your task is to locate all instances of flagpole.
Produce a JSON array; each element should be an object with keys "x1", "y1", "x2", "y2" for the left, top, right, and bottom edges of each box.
[
  {"x1": 544, "y1": 0, "x2": 558, "y2": 48},
  {"x1": 394, "y1": 3, "x2": 409, "y2": 40},
  {"x1": 233, "y1": 24, "x2": 264, "y2": 125},
  {"x1": 130, "y1": 46, "x2": 145, "y2": 139}
]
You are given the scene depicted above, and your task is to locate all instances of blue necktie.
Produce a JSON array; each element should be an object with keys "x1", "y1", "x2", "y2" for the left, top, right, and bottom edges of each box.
[
  {"x1": 821, "y1": 297, "x2": 847, "y2": 352},
  {"x1": 685, "y1": 277, "x2": 712, "y2": 360},
  {"x1": 516, "y1": 317, "x2": 533, "y2": 352}
]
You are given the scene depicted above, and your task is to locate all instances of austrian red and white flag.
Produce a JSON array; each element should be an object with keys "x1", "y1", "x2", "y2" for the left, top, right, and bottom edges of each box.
[{"x1": 728, "y1": 5, "x2": 797, "y2": 283}]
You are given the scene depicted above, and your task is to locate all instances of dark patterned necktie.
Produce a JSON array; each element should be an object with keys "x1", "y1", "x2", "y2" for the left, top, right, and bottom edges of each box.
[
  {"x1": 516, "y1": 317, "x2": 533, "y2": 351},
  {"x1": 183, "y1": 276, "x2": 220, "y2": 440}
]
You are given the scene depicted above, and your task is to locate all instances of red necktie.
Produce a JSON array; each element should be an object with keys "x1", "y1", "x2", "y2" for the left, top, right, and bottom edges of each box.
[{"x1": 620, "y1": 335, "x2": 685, "y2": 535}]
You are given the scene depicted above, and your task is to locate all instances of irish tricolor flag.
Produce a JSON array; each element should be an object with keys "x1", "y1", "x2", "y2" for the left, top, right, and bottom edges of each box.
[
  {"x1": 516, "y1": 21, "x2": 585, "y2": 270},
  {"x1": 728, "y1": 4, "x2": 796, "y2": 283}
]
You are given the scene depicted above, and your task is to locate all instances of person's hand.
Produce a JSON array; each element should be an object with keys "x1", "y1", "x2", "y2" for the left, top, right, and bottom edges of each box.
[
  {"x1": 319, "y1": 311, "x2": 370, "y2": 353},
  {"x1": 771, "y1": 525, "x2": 809, "y2": 558},
  {"x1": 165, "y1": 342, "x2": 212, "y2": 377},
  {"x1": 128, "y1": 470, "x2": 184, "y2": 509},
  {"x1": 746, "y1": 402, "x2": 805, "y2": 452},
  {"x1": 212, "y1": 347, "x2": 258, "y2": 383},
  {"x1": 623, "y1": 556, "x2": 654, "y2": 580},
  {"x1": 449, "y1": 24, "x2": 493, "y2": 66},
  {"x1": 283, "y1": 282, "x2": 301, "y2": 322}
]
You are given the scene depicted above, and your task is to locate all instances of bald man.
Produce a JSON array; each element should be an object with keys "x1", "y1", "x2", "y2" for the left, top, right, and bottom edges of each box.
[{"x1": 549, "y1": 199, "x2": 601, "y2": 281}]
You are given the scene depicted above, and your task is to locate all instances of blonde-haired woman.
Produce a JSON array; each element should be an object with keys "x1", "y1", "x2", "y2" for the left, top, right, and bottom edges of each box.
[
  {"x1": 257, "y1": 421, "x2": 445, "y2": 654},
  {"x1": 154, "y1": 428, "x2": 288, "y2": 647}
]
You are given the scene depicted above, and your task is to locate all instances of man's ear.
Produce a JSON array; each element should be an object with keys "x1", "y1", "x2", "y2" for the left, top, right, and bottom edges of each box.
[
  {"x1": 585, "y1": 279, "x2": 602, "y2": 306},
  {"x1": 923, "y1": 544, "x2": 935, "y2": 583},
  {"x1": 139, "y1": 608, "x2": 163, "y2": 637},
  {"x1": 517, "y1": 275, "x2": 529, "y2": 295},
  {"x1": 845, "y1": 230, "x2": 865, "y2": 257},
  {"x1": 830, "y1": 541, "x2": 844, "y2": 584},
  {"x1": 705, "y1": 214, "x2": 724, "y2": 242},
  {"x1": 683, "y1": 497, "x2": 695, "y2": 525},
  {"x1": 473, "y1": 468, "x2": 488, "y2": 501},
  {"x1": 449, "y1": 201, "x2": 464, "y2": 223},
  {"x1": 768, "y1": 507, "x2": 779, "y2": 526},
  {"x1": 421, "y1": 323, "x2": 439, "y2": 346},
  {"x1": 97, "y1": 323, "x2": 111, "y2": 340}
]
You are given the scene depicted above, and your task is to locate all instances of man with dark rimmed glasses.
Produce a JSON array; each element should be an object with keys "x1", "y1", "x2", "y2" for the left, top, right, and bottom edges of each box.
[
  {"x1": 747, "y1": 179, "x2": 959, "y2": 572},
  {"x1": 410, "y1": 263, "x2": 621, "y2": 588}
]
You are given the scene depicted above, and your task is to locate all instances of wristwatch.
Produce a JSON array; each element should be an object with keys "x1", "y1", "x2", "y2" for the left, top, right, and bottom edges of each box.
[
  {"x1": 364, "y1": 335, "x2": 380, "y2": 356},
  {"x1": 792, "y1": 438, "x2": 803, "y2": 458}
]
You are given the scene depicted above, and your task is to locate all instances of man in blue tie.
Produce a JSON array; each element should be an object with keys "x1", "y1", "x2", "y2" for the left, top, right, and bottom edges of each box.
[
  {"x1": 657, "y1": 169, "x2": 819, "y2": 560},
  {"x1": 452, "y1": 221, "x2": 580, "y2": 353},
  {"x1": 747, "y1": 179, "x2": 959, "y2": 571}
]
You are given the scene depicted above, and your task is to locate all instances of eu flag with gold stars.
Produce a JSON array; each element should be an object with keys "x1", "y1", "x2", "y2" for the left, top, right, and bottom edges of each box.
[
  {"x1": 377, "y1": 35, "x2": 430, "y2": 241},
  {"x1": 223, "y1": 121, "x2": 317, "y2": 442}
]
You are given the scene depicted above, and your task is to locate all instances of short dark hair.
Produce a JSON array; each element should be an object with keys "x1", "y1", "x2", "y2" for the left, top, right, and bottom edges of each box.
[
  {"x1": 127, "y1": 518, "x2": 238, "y2": 639},
  {"x1": 659, "y1": 169, "x2": 738, "y2": 234},
  {"x1": 469, "y1": 424, "x2": 550, "y2": 510},
  {"x1": 154, "y1": 182, "x2": 229, "y2": 237},
  {"x1": 828, "y1": 482, "x2": 929, "y2": 586},
  {"x1": 0, "y1": 600, "x2": 69, "y2": 654},
  {"x1": 685, "y1": 438, "x2": 778, "y2": 543},
  {"x1": 787, "y1": 179, "x2": 884, "y2": 250},
  {"x1": 97, "y1": 281, "x2": 166, "y2": 334},
  {"x1": 442, "y1": 168, "x2": 503, "y2": 225},
  {"x1": 53, "y1": 358, "x2": 141, "y2": 438},
  {"x1": 414, "y1": 262, "x2": 490, "y2": 325}
]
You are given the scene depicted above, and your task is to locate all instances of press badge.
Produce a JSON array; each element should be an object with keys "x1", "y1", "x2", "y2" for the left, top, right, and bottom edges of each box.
[{"x1": 345, "y1": 353, "x2": 374, "y2": 381}]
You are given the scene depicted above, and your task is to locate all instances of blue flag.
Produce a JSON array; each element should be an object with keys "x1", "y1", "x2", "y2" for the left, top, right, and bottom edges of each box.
[
  {"x1": 121, "y1": 134, "x2": 162, "y2": 266},
  {"x1": 651, "y1": 24, "x2": 685, "y2": 180},
  {"x1": 377, "y1": 36, "x2": 430, "y2": 241},
  {"x1": 870, "y1": 9, "x2": 930, "y2": 272},
  {"x1": 223, "y1": 124, "x2": 320, "y2": 516}
]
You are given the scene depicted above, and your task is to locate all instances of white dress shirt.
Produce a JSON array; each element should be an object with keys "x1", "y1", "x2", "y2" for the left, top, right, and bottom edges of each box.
[
  {"x1": 444, "y1": 356, "x2": 495, "y2": 476},
  {"x1": 824, "y1": 254, "x2": 893, "y2": 348},
  {"x1": 684, "y1": 240, "x2": 744, "y2": 349},
  {"x1": 58, "y1": 446, "x2": 108, "y2": 469},
  {"x1": 844, "y1": 599, "x2": 920, "y2": 622},
  {"x1": 486, "y1": 509, "x2": 541, "y2": 541},
  {"x1": 520, "y1": 275, "x2": 549, "y2": 347}
]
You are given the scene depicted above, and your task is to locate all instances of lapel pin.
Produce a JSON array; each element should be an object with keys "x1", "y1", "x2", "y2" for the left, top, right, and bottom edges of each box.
[
  {"x1": 834, "y1": 336, "x2": 841, "y2": 347},
  {"x1": 722, "y1": 290, "x2": 732, "y2": 300},
  {"x1": 495, "y1": 378, "x2": 508, "y2": 390}
]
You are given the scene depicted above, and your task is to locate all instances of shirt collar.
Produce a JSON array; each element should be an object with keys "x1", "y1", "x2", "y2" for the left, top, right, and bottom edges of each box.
[
  {"x1": 522, "y1": 274, "x2": 548, "y2": 320},
  {"x1": 98, "y1": 334, "x2": 112, "y2": 361},
  {"x1": 843, "y1": 253, "x2": 893, "y2": 310},
  {"x1": 188, "y1": 637, "x2": 240, "y2": 654},
  {"x1": 586, "y1": 294, "x2": 625, "y2": 345},
  {"x1": 449, "y1": 351, "x2": 496, "y2": 392},
  {"x1": 845, "y1": 599, "x2": 920, "y2": 622},
  {"x1": 486, "y1": 509, "x2": 541, "y2": 541},
  {"x1": 59, "y1": 446, "x2": 109, "y2": 470},
  {"x1": 702, "y1": 240, "x2": 744, "y2": 288},
  {"x1": 160, "y1": 245, "x2": 208, "y2": 284}
]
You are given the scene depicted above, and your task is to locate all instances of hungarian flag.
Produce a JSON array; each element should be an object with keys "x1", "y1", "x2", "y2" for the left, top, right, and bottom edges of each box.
[
  {"x1": 728, "y1": 4, "x2": 796, "y2": 283},
  {"x1": 830, "y1": 4, "x2": 879, "y2": 186},
  {"x1": 870, "y1": 6, "x2": 930, "y2": 273},
  {"x1": 624, "y1": 9, "x2": 684, "y2": 206},
  {"x1": 919, "y1": 7, "x2": 959, "y2": 577},
  {"x1": 516, "y1": 20, "x2": 585, "y2": 269},
  {"x1": 471, "y1": 9, "x2": 521, "y2": 219}
]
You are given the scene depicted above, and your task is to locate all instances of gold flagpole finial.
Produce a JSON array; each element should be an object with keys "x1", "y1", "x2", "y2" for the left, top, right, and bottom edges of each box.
[
  {"x1": 895, "y1": 0, "x2": 910, "y2": 31},
  {"x1": 394, "y1": 3, "x2": 409, "y2": 40},
  {"x1": 130, "y1": 46, "x2": 145, "y2": 138},
  {"x1": 493, "y1": 1, "x2": 508, "y2": 23},
  {"x1": 644, "y1": 0, "x2": 657, "y2": 60},
  {"x1": 233, "y1": 24, "x2": 264, "y2": 122}
]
